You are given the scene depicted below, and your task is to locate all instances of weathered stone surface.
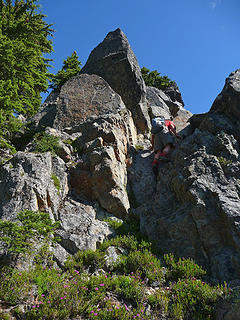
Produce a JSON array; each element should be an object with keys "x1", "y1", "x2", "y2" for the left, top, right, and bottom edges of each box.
[
  {"x1": 0, "y1": 152, "x2": 68, "y2": 220},
  {"x1": 31, "y1": 74, "x2": 126, "y2": 131},
  {"x1": 81, "y1": 28, "x2": 151, "y2": 132},
  {"x1": 146, "y1": 85, "x2": 192, "y2": 133},
  {"x1": 0, "y1": 151, "x2": 113, "y2": 268},
  {"x1": 137, "y1": 128, "x2": 240, "y2": 280},
  {"x1": 69, "y1": 111, "x2": 137, "y2": 218},
  {"x1": 164, "y1": 83, "x2": 185, "y2": 108},
  {"x1": 146, "y1": 86, "x2": 171, "y2": 119},
  {"x1": 210, "y1": 69, "x2": 240, "y2": 118},
  {"x1": 56, "y1": 199, "x2": 111, "y2": 255},
  {"x1": 128, "y1": 148, "x2": 156, "y2": 209}
]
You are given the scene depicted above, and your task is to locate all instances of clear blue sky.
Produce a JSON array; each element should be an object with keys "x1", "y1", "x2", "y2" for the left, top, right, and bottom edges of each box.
[{"x1": 39, "y1": 0, "x2": 240, "y2": 115}]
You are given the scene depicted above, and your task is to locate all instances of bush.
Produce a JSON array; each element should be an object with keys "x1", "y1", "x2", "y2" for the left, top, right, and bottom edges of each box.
[
  {"x1": 169, "y1": 278, "x2": 223, "y2": 319},
  {"x1": 164, "y1": 253, "x2": 206, "y2": 281},
  {"x1": 65, "y1": 249, "x2": 106, "y2": 273},
  {"x1": 33, "y1": 132, "x2": 60, "y2": 154},
  {"x1": 51, "y1": 173, "x2": 60, "y2": 194},
  {"x1": 0, "y1": 210, "x2": 59, "y2": 259},
  {"x1": 114, "y1": 249, "x2": 164, "y2": 284}
]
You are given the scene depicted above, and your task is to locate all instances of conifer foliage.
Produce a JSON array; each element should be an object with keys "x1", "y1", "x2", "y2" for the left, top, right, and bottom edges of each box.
[
  {"x1": 141, "y1": 67, "x2": 176, "y2": 90},
  {"x1": 50, "y1": 51, "x2": 81, "y2": 91},
  {"x1": 0, "y1": 0, "x2": 54, "y2": 139}
]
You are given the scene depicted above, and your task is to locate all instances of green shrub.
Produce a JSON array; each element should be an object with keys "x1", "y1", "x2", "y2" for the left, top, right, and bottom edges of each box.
[
  {"x1": 0, "y1": 267, "x2": 32, "y2": 305},
  {"x1": 104, "y1": 218, "x2": 123, "y2": 230},
  {"x1": 99, "y1": 235, "x2": 138, "y2": 253},
  {"x1": 169, "y1": 278, "x2": 223, "y2": 319},
  {"x1": 0, "y1": 210, "x2": 59, "y2": 258},
  {"x1": 65, "y1": 249, "x2": 105, "y2": 273},
  {"x1": 114, "y1": 249, "x2": 164, "y2": 284},
  {"x1": 164, "y1": 253, "x2": 206, "y2": 281},
  {"x1": 147, "y1": 289, "x2": 170, "y2": 314},
  {"x1": 33, "y1": 132, "x2": 60, "y2": 154},
  {"x1": 0, "y1": 137, "x2": 16, "y2": 154}
]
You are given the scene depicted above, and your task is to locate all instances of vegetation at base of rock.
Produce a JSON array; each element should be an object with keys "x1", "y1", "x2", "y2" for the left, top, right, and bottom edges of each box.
[
  {"x1": 33, "y1": 132, "x2": 60, "y2": 154},
  {"x1": 51, "y1": 173, "x2": 61, "y2": 194},
  {"x1": 141, "y1": 66, "x2": 176, "y2": 90},
  {"x1": 0, "y1": 215, "x2": 230, "y2": 319},
  {"x1": 49, "y1": 51, "x2": 81, "y2": 91},
  {"x1": 217, "y1": 156, "x2": 232, "y2": 167},
  {"x1": 0, "y1": 0, "x2": 54, "y2": 140},
  {"x1": 0, "y1": 210, "x2": 59, "y2": 259},
  {"x1": 164, "y1": 253, "x2": 207, "y2": 281}
]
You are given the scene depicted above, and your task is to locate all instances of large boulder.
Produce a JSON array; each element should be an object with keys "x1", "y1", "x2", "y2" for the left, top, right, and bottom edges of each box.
[
  {"x1": 31, "y1": 74, "x2": 127, "y2": 131},
  {"x1": 81, "y1": 28, "x2": 151, "y2": 132},
  {"x1": 69, "y1": 111, "x2": 137, "y2": 218}
]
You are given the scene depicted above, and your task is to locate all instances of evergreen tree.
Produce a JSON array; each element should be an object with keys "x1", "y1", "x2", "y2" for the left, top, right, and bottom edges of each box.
[
  {"x1": 49, "y1": 51, "x2": 81, "y2": 91},
  {"x1": 141, "y1": 67, "x2": 176, "y2": 91},
  {"x1": 0, "y1": 0, "x2": 54, "y2": 139}
]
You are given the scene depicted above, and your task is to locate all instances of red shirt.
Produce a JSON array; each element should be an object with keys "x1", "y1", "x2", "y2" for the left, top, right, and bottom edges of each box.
[{"x1": 165, "y1": 120, "x2": 175, "y2": 131}]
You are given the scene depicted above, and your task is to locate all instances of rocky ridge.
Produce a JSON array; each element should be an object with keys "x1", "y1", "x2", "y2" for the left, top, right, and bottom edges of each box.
[{"x1": 1, "y1": 28, "x2": 240, "y2": 318}]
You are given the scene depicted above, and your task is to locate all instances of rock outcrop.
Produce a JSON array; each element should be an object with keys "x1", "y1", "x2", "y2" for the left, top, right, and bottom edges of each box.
[
  {"x1": 136, "y1": 69, "x2": 240, "y2": 281},
  {"x1": 81, "y1": 28, "x2": 151, "y2": 132},
  {"x1": 1, "y1": 27, "x2": 240, "y2": 289}
]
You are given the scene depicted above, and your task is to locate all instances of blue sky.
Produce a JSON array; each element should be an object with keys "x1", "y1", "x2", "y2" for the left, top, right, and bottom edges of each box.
[{"x1": 39, "y1": 0, "x2": 240, "y2": 115}]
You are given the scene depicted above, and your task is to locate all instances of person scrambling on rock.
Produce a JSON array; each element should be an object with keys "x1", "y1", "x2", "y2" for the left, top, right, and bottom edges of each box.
[{"x1": 151, "y1": 117, "x2": 182, "y2": 176}]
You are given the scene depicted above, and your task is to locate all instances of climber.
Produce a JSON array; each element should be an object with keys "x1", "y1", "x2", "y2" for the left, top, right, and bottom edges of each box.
[{"x1": 151, "y1": 117, "x2": 182, "y2": 176}]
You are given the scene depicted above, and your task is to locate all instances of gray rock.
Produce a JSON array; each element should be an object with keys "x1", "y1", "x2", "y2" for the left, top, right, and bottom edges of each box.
[
  {"x1": 137, "y1": 128, "x2": 240, "y2": 280},
  {"x1": 146, "y1": 86, "x2": 171, "y2": 119},
  {"x1": 128, "y1": 149, "x2": 156, "y2": 208},
  {"x1": 56, "y1": 199, "x2": 112, "y2": 255},
  {"x1": 210, "y1": 69, "x2": 240, "y2": 118},
  {"x1": 81, "y1": 28, "x2": 151, "y2": 132},
  {"x1": 69, "y1": 112, "x2": 137, "y2": 218},
  {"x1": 215, "y1": 287, "x2": 240, "y2": 320},
  {"x1": 31, "y1": 74, "x2": 127, "y2": 131},
  {"x1": 0, "y1": 152, "x2": 68, "y2": 221}
]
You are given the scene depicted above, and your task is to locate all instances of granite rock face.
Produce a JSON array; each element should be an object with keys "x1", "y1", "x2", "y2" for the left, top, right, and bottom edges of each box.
[
  {"x1": 0, "y1": 152, "x2": 68, "y2": 221},
  {"x1": 135, "y1": 70, "x2": 240, "y2": 281},
  {"x1": 31, "y1": 74, "x2": 126, "y2": 131},
  {"x1": 81, "y1": 28, "x2": 151, "y2": 132}
]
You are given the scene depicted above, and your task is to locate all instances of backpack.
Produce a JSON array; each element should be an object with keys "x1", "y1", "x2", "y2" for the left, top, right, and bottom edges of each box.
[{"x1": 151, "y1": 117, "x2": 166, "y2": 134}]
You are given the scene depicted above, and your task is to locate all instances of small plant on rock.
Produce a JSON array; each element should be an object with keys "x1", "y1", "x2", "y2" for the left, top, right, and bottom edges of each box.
[
  {"x1": 51, "y1": 173, "x2": 61, "y2": 194},
  {"x1": 33, "y1": 132, "x2": 60, "y2": 155}
]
